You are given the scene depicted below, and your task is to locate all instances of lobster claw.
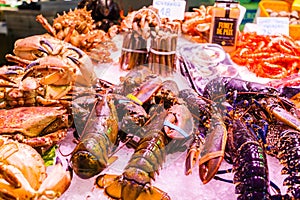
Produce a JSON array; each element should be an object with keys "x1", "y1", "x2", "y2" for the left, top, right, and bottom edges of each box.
[
  {"x1": 199, "y1": 156, "x2": 224, "y2": 184},
  {"x1": 185, "y1": 134, "x2": 204, "y2": 175},
  {"x1": 198, "y1": 112, "x2": 227, "y2": 184}
]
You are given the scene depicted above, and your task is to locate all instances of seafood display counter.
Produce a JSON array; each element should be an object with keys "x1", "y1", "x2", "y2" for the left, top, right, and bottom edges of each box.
[{"x1": 1, "y1": 3, "x2": 300, "y2": 200}]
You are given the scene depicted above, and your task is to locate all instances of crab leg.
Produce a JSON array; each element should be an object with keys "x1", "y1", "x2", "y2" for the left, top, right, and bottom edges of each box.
[{"x1": 36, "y1": 14, "x2": 57, "y2": 37}]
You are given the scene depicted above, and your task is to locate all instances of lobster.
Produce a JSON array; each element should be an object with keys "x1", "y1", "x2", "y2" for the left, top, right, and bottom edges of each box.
[
  {"x1": 183, "y1": 77, "x2": 300, "y2": 199},
  {"x1": 70, "y1": 88, "x2": 153, "y2": 179},
  {"x1": 70, "y1": 95, "x2": 119, "y2": 179},
  {"x1": 179, "y1": 87, "x2": 227, "y2": 184},
  {"x1": 277, "y1": 128, "x2": 300, "y2": 199},
  {"x1": 225, "y1": 110, "x2": 271, "y2": 199},
  {"x1": 93, "y1": 71, "x2": 195, "y2": 199},
  {"x1": 95, "y1": 105, "x2": 171, "y2": 200}
]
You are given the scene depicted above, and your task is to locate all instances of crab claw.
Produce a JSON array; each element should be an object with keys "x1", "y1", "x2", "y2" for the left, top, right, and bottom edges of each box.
[{"x1": 198, "y1": 112, "x2": 227, "y2": 184}]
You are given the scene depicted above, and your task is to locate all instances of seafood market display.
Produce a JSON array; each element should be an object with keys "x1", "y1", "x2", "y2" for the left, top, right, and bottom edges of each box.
[{"x1": 2, "y1": 1, "x2": 300, "y2": 200}]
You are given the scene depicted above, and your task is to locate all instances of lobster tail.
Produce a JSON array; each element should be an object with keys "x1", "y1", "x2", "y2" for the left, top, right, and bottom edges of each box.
[
  {"x1": 277, "y1": 129, "x2": 300, "y2": 199},
  {"x1": 97, "y1": 174, "x2": 170, "y2": 200},
  {"x1": 70, "y1": 133, "x2": 112, "y2": 179},
  {"x1": 228, "y1": 119, "x2": 271, "y2": 200},
  {"x1": 96, "y1": 105, "x2": 171, "y2": 200},
  {"x1": 97, "y1": 129, "x2": 170, "y2": 200},
  {"x1": 233, "y1": 141, "x2": 270, "y2": 200},
  {"x1": 70, "y1": 95, "x2": 119, "y2": 179}
]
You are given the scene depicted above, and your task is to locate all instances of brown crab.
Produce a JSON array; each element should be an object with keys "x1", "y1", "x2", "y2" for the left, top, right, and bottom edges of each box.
[
  {"x1": 7, "y1": 34, "x2": 97, "y2": 86},
  {"x1": 0, "y1": 106, "x2": 69, "y2": 153},
  {"x1": 0, "y1": 138, "x2": 72, "y2": 199},
  {"x1": 0, "y1": 56, "x2": 79, "y2": 109}
]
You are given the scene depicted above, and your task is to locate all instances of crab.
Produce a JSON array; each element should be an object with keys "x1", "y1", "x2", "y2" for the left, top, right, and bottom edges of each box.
[
  {"x1": 0, "y1": 55, "x2": 80, "y2": 109},
  {"x1": 6, "y1": 34, "x2": 97, "y2": 86},
  {"x1": 0, "y1": 106, "x2": 69, "y2": 153},
  {"x1": 0, "y1": 138, "x2": 72, "y2": 199}
]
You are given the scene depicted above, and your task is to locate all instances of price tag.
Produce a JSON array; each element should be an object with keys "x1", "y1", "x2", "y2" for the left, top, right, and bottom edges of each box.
[
  {"x1": 256, "y1": 17, "x2": 289, "y2": 35},
  {"x1": 152, "y1": 0, "x2": 186, "y2": 20}
]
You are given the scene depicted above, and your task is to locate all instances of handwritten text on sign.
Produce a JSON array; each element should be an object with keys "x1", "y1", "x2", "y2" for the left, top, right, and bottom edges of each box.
[
  {"x1": 256, "y1": 17, "x2": 289, "y2": 35},
  {"x1": 152, "y1": 0, "x2": 186, "y2": 20}
]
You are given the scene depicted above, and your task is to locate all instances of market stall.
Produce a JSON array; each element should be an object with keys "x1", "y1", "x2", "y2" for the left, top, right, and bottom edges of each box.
[{"x1": 0, "y1": 0, "x2": 300, "y2": 200}]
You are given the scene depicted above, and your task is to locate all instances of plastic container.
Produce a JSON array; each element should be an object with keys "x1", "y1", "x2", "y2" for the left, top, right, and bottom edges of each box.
[
  {"x1": 259, "y1": 0, "x2": 289, "y2": 16},
  {"x1": 292, "y1": 0, "x2": 300, "y2": 11},
  {"x1": 259, "y1": 0, "x2": 300, "y2": 40}
]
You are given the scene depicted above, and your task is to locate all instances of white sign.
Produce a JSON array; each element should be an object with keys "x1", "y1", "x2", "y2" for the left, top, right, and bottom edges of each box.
[
  {"x1": 256, "y1": 17, "x2": 289, "y2": 35},
  {"x1": 152, "y1": 0, "x2": 186, "y2": 20}
]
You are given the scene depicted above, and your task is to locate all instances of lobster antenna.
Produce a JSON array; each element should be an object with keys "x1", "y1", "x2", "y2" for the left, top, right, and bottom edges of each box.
[{"x1": 108, "y1": 137, "x2": 133, "y2": 158}]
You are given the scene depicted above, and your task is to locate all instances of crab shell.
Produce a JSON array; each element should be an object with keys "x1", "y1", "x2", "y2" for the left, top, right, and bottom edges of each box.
[
  {"x1": 0, "y1": 139, "x2": 72, "y2": 199},
  {"x1": 12, "y1": 34, "x2": 64, "y2": 60},
  {"x1": 0, "y1": 106, "x2": 69, "y2": 137},
  {"x1": 0, "y1": 106, "x2": 69, "y2": 153},
  {"x1": 0, "y1": 56, "x2": 79, "y2": 109},
  {"x1": 0, "y1": 139, "x2": 46, "y2": 191},
  {"x1": 11, "y1": 34, "x2": 97, "y2": 86}
]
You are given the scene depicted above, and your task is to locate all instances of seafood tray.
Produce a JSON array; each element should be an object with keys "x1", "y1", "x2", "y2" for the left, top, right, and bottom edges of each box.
[{"x1": 0, "y1": 30, "x2": 293, "y2": 199}]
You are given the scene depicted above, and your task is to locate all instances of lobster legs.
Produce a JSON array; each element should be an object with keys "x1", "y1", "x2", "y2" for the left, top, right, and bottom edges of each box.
[
  {"x1": 227, "y1": 119, "x2": 271, "y2": 200},
  {"x1": 277, "y1": 129, "x2": 300, "y2": 199}
]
